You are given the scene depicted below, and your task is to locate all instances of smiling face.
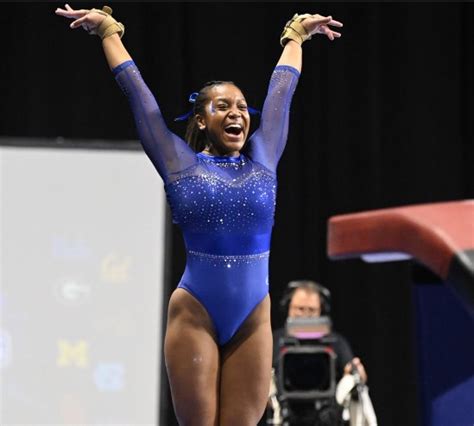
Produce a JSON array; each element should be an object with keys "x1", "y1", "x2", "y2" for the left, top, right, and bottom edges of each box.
[{"x1": 196, "y1": 84, "x2": 250, "y2": 157}]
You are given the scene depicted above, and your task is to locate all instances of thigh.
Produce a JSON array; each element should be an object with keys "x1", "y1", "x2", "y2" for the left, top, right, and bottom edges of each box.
[
  {"x1": 164, "y1": 288, "x2": 220, "y2": 426},
  {"x1": 219, "y1": 295, "x2": 273, "y2": 426}
]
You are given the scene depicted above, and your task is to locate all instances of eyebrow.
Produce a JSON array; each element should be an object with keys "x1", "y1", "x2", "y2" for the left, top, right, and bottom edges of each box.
[{"x1": 215, "y1": 97, "x2": 247, "y2": 103}]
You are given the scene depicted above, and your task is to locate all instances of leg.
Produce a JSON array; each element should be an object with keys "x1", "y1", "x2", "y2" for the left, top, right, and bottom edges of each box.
[
  {"x1": 164, "y1": 288, "x2": 220, "y2": 426},
  {"x1": 219, "y1": 295, "x2": 273, "y2": 426}
]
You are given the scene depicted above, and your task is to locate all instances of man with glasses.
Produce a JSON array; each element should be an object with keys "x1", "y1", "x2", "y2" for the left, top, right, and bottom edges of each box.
[{"x1": 267, "y1": 280, "x2": 368, "y2": 425}]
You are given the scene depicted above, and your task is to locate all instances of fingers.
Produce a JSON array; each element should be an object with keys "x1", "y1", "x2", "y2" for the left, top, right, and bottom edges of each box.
[
  {"x1": 313, "y1": 14, "x2": 343, "y2": 28},
  {"x1": 321, "y1": 27, "x2": 334, "y2": 41},
  {"x1": 70, "y1": 15, "x2": 88, "y2": 29},
  {"x1": 55, "y1": 3, "x2": 88, "y2": 19},
  {"x1": 329, "y1": 19, "x2": 344, "y2": 28},
  {"x1": 55, "y1": 8, "x2": 73, "y2": 18},
  {"x1": 320, "y1": 26, "x2": 342, "y2": 41},
  {"x1": 344, "y1": 357, "x2": 360, "y2": 374},
  {"x1": 351, "y1": 357, "x2": 368, "y2": 382},
  {"x1": 320, "y1": 15, "x2": 343, "y2": 40},
  {"x1": 306, "y1": 14, "x2": 343, "y2": 41},
  {"x1": 314, "y1": 15, "x2": 332, "y2": 24},
  {"x1": 328, "y1": 30, "x2": 341, "y2": 40}
]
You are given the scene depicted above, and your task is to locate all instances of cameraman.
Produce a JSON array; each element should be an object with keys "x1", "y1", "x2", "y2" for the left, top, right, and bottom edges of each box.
[{"x1": 270, "y1": 280, "x2": 367, "y2": 425}]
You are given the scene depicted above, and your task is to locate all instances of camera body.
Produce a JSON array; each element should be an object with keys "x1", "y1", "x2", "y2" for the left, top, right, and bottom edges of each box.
[
  {"x1": 268, "y1": 281, "x2": 347, "y2": 425},
  {"x1": 277, "y1": 316, "x2": 337, "y2": 402}
]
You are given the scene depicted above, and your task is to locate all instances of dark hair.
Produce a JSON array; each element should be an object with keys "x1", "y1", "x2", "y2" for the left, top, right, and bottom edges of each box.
[{"x1": 185, "y1": 80, "x2": 236, "y2": 152}]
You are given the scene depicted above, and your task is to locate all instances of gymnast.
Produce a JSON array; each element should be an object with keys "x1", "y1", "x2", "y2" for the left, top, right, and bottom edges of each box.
[{"x1": 55, "y1": 5, "x2": 342, "y2": 425}]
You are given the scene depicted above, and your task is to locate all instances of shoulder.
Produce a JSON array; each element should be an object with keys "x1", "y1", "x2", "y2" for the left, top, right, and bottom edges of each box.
[
  {"x1": 329, "y1": 331, "x2": 354, "y2": 357},
  {"x1": 330, "y1": 331, "x2": 351, "y2": 345}
]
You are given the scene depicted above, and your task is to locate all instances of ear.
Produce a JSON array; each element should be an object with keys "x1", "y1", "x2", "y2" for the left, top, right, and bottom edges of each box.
[{"x1": 196, "y1": 114, "x2": 206, "y2": 131}]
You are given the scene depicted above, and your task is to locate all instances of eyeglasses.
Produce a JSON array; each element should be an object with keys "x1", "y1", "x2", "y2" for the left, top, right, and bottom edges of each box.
[{"x1": 289, "y1": 305, "x2": 321, "y2": 316}]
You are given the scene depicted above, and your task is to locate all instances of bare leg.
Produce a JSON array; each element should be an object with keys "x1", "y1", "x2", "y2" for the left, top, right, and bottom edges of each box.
[
  {"x1": 219, "y1": 295, "x2": 273, "y2": 426},
  {"x1": 164, "y1": 288, "x2": 220, "y2": 426}
]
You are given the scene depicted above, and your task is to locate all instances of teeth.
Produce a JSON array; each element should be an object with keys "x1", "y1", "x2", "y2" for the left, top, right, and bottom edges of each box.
[{"x1": 226, "y1": 124, "x2": 242, "y2": 130}]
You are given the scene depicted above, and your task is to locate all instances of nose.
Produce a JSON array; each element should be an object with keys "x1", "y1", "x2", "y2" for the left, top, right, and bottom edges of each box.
[{"x1": 228, "y1": 105, "x2": 241, "y2": 117}]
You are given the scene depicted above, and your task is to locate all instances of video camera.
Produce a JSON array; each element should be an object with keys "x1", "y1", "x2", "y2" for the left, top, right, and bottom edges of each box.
[
  {"x1": 277, "y1": 316, "x2": 337, "y2": 401},
  {"x1": 270, "y1": 317, "x2": 376, "y2": 426}
]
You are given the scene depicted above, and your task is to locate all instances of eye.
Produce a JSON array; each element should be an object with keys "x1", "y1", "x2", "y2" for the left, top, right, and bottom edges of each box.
[
  {"x1": 216, "y1": 103, "x2": 228, "y2": 110},
  {"x1": 238, "y1": 104, "x2": 248, "y2": 111}
]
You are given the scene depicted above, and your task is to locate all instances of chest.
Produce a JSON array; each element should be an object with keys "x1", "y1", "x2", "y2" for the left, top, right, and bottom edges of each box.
[{"x1": 165, "y1": 166, "x2": 277, "y2": 232}]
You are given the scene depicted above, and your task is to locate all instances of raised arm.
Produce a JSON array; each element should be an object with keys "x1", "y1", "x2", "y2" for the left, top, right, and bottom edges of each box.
[
  {"x1": 247, "y1": 14, "x2": 342, "y2": 172},
  {"x1": 55, "y1": 5, "x2": 197, "y2": 183}
]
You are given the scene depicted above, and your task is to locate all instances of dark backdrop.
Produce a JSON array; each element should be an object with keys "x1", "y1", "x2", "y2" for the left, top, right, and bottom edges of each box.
[{"x1": 2, "y1": 2, "x2": 473, "y2": 425}]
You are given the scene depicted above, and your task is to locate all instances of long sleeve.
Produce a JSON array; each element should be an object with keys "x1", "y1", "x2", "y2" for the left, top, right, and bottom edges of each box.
[
  {"x1": 246, "y1": 65, "x2": 300, "y2": 173},
  {"x1": 113, "y1": 60, "x2": 197, "y2": 183}
]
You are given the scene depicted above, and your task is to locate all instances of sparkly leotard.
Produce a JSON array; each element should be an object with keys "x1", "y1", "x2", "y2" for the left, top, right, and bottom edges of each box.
[{"x1": 114, "y1": 60, "x2": 299, "y2": 345}]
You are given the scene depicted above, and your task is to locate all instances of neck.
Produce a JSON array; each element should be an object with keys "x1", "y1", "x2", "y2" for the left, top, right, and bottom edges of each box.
[{"x1": 202, "y1": 146, "x2": 240, "y2": 158}]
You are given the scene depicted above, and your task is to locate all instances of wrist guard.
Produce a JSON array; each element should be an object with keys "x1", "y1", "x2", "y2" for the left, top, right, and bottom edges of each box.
[
  {"x1": 89, "y1": 6, "x2": 125, "y2": 40},
  {"x1": 280, "y1": 13, "x2": 312, "y2": 47}
]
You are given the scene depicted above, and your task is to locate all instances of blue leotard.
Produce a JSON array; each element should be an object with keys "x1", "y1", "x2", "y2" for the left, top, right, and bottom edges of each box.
[{"x1": 114, "y1": 60, "x2": 300, "y2": 345}]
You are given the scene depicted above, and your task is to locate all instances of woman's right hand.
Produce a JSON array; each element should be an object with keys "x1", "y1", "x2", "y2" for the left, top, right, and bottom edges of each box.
[
  {"x1": 55, "y1": 4, "x2": 106, "y2": 34},
  {"x1": 301, "y1": 14, "x2": 343, "y2": 41}
]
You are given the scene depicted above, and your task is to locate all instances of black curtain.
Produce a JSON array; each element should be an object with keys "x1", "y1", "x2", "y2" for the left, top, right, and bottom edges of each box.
[{"x1": 2, "y1": 3, "x2": 473, "y2": 425}]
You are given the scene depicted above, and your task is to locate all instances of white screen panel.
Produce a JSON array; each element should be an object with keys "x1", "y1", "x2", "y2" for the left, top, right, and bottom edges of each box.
[{"x1": 0, "y1": 143, "x2": 166, "y2": 425}]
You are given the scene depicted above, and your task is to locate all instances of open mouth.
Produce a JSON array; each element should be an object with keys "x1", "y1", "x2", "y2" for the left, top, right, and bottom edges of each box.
[{"x1": 224, "y1": 124, "x2": 243, "y2": 137}]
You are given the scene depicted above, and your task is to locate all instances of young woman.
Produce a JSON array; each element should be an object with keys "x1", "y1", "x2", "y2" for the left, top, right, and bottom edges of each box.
[{"x1": 56, "y1": 5, "x2": 342, "y2": 425}]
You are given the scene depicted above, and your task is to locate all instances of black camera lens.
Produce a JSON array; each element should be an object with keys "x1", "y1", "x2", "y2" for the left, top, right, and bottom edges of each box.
[{"x1": 283, "y1": 352, "x2": 331, "y2": 391}]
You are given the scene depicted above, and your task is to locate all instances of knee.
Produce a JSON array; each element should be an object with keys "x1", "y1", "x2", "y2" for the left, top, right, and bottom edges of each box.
[
  {"x1": 174, "y1": 399, "x2": 218, "y2": 426},
  {"x1": 219, "y1": 404, "x2": 266, "y2": 426}
]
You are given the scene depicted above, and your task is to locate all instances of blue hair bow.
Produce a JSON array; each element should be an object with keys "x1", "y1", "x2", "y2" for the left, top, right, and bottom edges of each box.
[
  {"x1": 174, "y1": 92, "x2": 261, "y2": 122},
  {"x1": 174, "y1": 92, "x2": 199, "y2": 122}
]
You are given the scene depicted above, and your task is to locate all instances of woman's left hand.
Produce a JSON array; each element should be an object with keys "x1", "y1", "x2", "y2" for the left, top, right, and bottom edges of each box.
[
  {"x1": 55, "y1": 4, "x2": 107, "y2": 34},
  {"x1": 302, "y1": 14, "x2": 343, "y2": 41}
]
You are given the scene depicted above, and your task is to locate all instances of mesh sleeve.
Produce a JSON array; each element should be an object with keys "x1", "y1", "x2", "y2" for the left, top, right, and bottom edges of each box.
[
  {"x1": 247, "y1": 65, "x2": 300, "y2": 172},
  {"x1": 113, "y1": 61, "x2": 197, "y2": 183}
]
